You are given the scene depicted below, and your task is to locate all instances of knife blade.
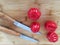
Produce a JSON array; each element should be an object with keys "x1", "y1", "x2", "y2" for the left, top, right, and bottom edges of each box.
[
  {"x1": 14, "y1": 21, "x2": 40, "y2": 34},
  {"x1": 20, "y1": 34, "x2": 38, "y2": 42}
]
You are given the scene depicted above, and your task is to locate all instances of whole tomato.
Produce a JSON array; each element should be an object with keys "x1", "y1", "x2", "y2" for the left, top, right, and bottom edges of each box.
[
  {"x1": 45, "y1": 21, "x2": 57, "y2": 32},
  {"x1": 28, "y1": 8, "x2": 41, "y2": 20},
  {"x1": 30, "y1": 22, "x2": 40, "y2": 33},
  {"x1": 47, "y1": 32, "x2": 58, "y2": 42}
]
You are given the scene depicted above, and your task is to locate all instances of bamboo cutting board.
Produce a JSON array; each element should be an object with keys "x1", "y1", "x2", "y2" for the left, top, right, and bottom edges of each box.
[{"x1": 0, "y1": 0, "x2": 60, "y2": 45}]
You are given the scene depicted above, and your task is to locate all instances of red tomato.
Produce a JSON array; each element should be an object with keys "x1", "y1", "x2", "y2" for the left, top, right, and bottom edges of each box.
[
  {"x1": 28, "y1": 8, "x2": 41, "y2": 20},
  {"x1": 30, "y1": 22, "x2": 40, "y2": 33},
  {"x1": 45, "y1": 21, "x2": 57, "y2": 32},
  {"x1": 47, "y1": 32, "x2": 58, "y2": 42}
]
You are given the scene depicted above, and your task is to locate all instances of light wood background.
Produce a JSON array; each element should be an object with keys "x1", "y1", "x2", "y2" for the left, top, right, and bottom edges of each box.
[{"x1": 0, "y1": 0, "x2": 60, "y2": 45}]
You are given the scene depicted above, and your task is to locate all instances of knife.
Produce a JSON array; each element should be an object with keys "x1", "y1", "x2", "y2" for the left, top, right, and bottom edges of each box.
[{"x1": 0, "y1": 12, "x2": 40, "y2": 42}]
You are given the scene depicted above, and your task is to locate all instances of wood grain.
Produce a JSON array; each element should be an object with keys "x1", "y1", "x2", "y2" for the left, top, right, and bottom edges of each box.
[{"x1": 0, "y1": 0, "x2": 60, "y2": 45}]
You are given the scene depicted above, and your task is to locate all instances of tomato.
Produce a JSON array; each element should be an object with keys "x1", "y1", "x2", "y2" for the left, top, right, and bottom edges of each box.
[
  {"x1": 28, "y1": 8, "x2": 41, "y2": 20},
  {"x1": 30, "y1": 22, "x2": 40, "y2": 33},
  {"x1": 47, "y1": 32, "x2": 58, "y2": 42},
  {"x1": 45, "y1": 21, "x2": 57, "y2": 32}
]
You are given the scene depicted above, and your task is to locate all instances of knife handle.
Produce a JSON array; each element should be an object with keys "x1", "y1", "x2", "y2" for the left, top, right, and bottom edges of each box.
[{"x1": 0, "y1": 26, "x2": 20, "y2": 36}]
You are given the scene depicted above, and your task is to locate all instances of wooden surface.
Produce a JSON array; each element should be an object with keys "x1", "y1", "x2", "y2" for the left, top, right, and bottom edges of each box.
[{"x1": 0, "y1": 0, "x2": 60, "y2": 45}]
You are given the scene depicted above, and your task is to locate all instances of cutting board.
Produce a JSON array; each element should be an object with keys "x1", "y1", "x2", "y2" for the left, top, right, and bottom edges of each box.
[{"x1": 0, "y1": 0, "x2": 60, "y2": 45}]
